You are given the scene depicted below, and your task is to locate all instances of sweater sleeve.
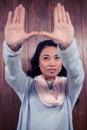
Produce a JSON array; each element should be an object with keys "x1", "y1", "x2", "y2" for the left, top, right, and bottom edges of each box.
[
  {"x1": 58, "y1": 39, "x2": 84, "y2": 108},
  {"x1": 3, "y1": 41, "x2": 32, "y2": 101}
]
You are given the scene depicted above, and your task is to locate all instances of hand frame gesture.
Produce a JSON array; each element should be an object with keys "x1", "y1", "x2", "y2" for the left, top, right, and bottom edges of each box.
[
  {"x1": 5, "y1": 5, "x2": 38, "y2": 48},
  {"x1": 39, "y1": 3, "x2": 74, "y2": 49}
]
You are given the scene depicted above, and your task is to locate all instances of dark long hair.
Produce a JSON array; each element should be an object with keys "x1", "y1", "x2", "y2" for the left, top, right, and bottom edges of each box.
[{"x1": 27, "y1": 40, "x2": 67, "y2": 78}]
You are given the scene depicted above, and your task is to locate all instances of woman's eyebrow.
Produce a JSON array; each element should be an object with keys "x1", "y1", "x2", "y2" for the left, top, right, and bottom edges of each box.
[
  {"x1": 55, "y1": 54, "x2": 59, "y2": 57},
  {"x1": 42, "y1": 54, "x2": 59, "y2": 57},
  {"x1": 42, "y1": 54, "x2": 50, "y2": 57}
]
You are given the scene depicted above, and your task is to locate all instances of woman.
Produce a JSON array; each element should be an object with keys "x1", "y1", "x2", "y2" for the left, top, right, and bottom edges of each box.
[
  {"x1": 3, "y1": 3, "x2": 84, "y2": 130},
  {"x1": 27, "y1": 39, "x2": 67, "y2": 78}
]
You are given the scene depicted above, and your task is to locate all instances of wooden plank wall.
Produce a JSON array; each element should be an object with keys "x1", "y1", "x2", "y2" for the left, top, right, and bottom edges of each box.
[{"x1": 0, "y1": 0, "x2": 87, "y2": 130}]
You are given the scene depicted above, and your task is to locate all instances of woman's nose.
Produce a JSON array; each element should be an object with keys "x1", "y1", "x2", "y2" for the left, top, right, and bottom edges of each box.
[{"x1": 49, "y1": 60, "x2": 56, "y2": 66}]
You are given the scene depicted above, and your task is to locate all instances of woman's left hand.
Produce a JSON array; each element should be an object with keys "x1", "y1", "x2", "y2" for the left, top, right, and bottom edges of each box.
[{"x1": 39, "y1": 3, "x2": 74, "y2": 49}]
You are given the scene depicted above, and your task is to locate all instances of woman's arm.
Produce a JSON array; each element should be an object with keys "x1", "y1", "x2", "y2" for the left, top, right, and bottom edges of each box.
[
  {"x1": 3, "y1": 41, "x2": 32, "y2": 101},
  {"x1": 3, "y1": 4, "x2": 38, "y2": 101},
  {"x1": 38, "y1": 3, "x2": 84, "y2": 108},
  {"x1": 58, "y1": 39, "x2": 84, "y2": 108}
]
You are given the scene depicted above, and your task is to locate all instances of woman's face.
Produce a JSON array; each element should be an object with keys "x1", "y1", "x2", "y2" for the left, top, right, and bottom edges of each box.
[{"x1": 39, "y1": 46, "x2": 62, "y2": 81}]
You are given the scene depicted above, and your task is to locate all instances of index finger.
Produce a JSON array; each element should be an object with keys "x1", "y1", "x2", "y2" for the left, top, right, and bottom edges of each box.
[
  {"x1": 66, "y1": 11, "x2": 72, "y2": 24},
  {"x1": 6, "y1": 11, "x2": 12, "y2": 25},
  {"x1": 19, "y1": 5, "x2": 25, "y2": 26},
  {"x1": 54, "y1": 7, "x2": 58, "y2": 29}
]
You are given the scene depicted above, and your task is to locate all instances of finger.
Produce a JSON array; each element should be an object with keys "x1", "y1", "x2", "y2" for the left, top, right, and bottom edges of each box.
[
  {"x1": 16, "y1": 6, "x2": 21, "y2": 23},
  {"x1": 25, "y1": 31, "x2": 39, "y2": 39},
  {"x1": 66, "y1": 11, "x2": 72, "y2": 24},
  {"x1": 6, "y1": 11, "x2": 12, "y2": 25},
  {"x1": 57, "y1": 3, "x2": 62, "y2": 22},
  {"x1": 54, "y1": 7, "x2": 58, "y2": 28},
  {"x1": 19, "y1": 4, "x2": 25, "y2": 26},
  {"x1": 61, "y1": 5, "x2": 67, "y2": 22},
  {"x1": 39, "y1": 31, "x2": 53, "y2": 38},
  {"x1": 12, "y1": 6, "x2": 19, "y2": 23}
]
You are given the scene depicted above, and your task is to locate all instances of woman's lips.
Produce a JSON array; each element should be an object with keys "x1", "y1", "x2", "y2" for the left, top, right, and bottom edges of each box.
[{"x1": 48, "y1": 69, "x2": 56, "y2": 73}]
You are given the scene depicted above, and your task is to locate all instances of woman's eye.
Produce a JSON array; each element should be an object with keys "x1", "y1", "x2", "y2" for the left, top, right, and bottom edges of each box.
[
  {"x1": 43, "y1": 57, "x2": 49, "y2": 60},
  {"x1": 55, "y1": 56, "x2": 60, "y2": 60}
]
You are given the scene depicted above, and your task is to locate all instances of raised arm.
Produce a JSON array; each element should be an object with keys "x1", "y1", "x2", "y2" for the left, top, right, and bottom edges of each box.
[
  {"x1": 39, "y1": 3, "x2": 84, "y2": 108},
  {"x1": 3, "y1": 5, "x2": 38, "y2": 101}
]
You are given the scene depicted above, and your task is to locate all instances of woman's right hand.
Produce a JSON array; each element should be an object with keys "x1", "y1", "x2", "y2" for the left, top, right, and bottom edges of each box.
[{"x1": 5, "y1": 4, "x2": 38, "y2": 50}]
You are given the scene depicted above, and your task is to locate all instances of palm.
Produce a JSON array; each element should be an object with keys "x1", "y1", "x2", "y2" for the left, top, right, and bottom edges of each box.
[
  {"x1": 39, "y1": 3, "x2": 74, "y2": 48},
  {"x1": 5, "y1": 23, "x2": 26, "y2": 46},
  {"x1": 5, "y1": 5, "x2": 38, "y2": 48},
  {"x1": 52, "y1": 22, "x2": 74, "y2": 44}
]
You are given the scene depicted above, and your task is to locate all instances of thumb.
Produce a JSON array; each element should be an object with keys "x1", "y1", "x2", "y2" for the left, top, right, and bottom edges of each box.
[
  {"x1": 38, "y1": 31, "x2": 53, "y2": 38},
  {"x1": 25, "y1": 31, "x2": 39, "y2": 39}
]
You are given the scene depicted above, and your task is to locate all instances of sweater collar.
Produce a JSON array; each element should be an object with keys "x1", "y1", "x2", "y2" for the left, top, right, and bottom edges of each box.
[{"x1": 35, "y1": 75, "x2": 67, "y2": 107}]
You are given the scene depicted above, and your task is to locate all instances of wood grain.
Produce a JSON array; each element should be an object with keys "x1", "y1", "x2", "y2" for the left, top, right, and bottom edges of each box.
[{"x1": 0, "y1": 0, "x2": 87, "y2": 130}]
